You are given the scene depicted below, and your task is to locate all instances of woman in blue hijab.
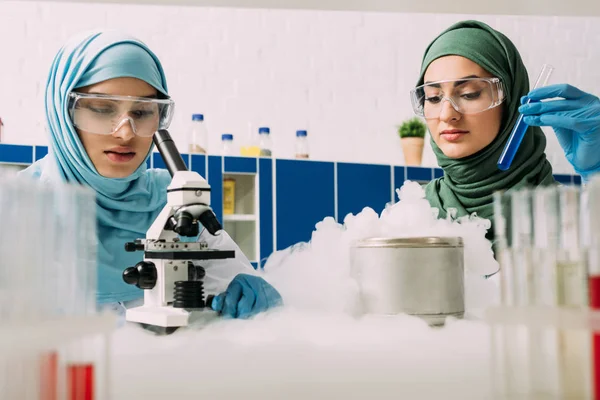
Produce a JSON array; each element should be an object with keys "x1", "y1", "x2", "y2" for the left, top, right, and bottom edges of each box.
[{"x1": 20, "y1": 30, "x2": 282, "y2": 320}]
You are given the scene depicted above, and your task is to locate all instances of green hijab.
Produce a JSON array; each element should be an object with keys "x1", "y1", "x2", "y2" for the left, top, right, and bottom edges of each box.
[{"x1": 420, "y1": 20, "x2": 555, "y2": 232}]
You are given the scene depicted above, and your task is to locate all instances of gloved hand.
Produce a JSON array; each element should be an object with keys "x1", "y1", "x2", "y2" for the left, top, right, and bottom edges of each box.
[
  {"x1": 519, "y1": 84, "x2": 600, "y2": 182},
  {"x1": 210, "y1": 274, "x2": 283, "y2": 319}
]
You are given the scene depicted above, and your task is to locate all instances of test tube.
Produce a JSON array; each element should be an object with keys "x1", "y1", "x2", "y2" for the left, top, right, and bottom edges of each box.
[
  {"x1": 557, "y1": 187, "x2": 587, "y2": 307},
  {"x1": 532, "y1": 186, "x2": 560, "y2": 306},
  {"x1": 591, "y1": 256, "x2": 600, "y2": 400},
  {"x1": 530, "y1": 186, "x2": 560, "y2": 397},
  {"x1": 491, "y1": 190, "x2": 510, "y2": 398},
  {"x1": 497, "y1": 64, "x2": 554, "y2": 171},
  {"x1": 556, "y1": 186, "x2": 591, "y2": 399},
  {"x1": 510, "y1": 189, "x2": 534, "y2": 306},
  {"x1": 492, "y1": 190, "x2": 512, "y2": 304},
  {"x1": 587, "y1": 175, "x2": 600, "y2": 400},
  {"x1": 490, "y1": 189, "x2": 534, "y2": 397}
]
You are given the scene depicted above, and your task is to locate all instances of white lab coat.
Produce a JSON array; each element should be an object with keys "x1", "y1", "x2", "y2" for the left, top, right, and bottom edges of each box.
[{"x1": 194, "y1": 227, "x2": 258, "y2": 296}]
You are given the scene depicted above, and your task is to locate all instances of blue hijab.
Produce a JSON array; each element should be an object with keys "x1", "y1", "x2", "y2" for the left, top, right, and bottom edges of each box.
[{"x1": 20, "y1": 30, "x2": 172, "y2": 304}]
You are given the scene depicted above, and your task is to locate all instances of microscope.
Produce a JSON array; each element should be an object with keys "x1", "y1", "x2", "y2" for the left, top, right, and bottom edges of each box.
[{"x1": 122, "y1": 129, "x2": 235, "y2": 333}]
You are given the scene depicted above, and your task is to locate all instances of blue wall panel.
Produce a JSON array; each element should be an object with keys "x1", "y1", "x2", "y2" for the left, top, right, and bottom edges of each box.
[
  {"x1": 434, "y1": 168, "x2": 444, "y2": 179},
  {"x1": 407, "y1": 166, "x2": 433, "y2": 182},
  {"x1": 275, "y1": 160, "x2": 335, "y2": 251},
  {"x1": 224, "y1": 156, "x2": 257, "y2": 174},
  {"x1": 574, "y1": 175, "x2": 582, "y2": 186},
  {"x1": 337, "y1": 163, "x2": 391, "y2": 221},
  {"x1": 0, "y1": 144, "x2": 33, "y2": 164},
  {"x1": 190, "y1": 154, "x2": 207, "y2": 178},
  {"x1": 259, "y1": 158, "x2": 273, "y2": 267},
  {"x1": 393, "y1": 166, "x2": 406, "y2": 201},
  {"x1": 208, "y1": 156, "x2": 223, "y2": 225},
  {"x1": 34, "y1": 146, "x2": 48, "y2": 161},
  {"x1": 152, "y1": 152, "x2": 190, "y2": 170}
]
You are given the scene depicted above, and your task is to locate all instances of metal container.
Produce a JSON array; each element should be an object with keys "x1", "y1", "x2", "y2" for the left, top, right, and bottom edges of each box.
[{"x1": 350, "y1": 237, "x2": 465, "y2": 326}]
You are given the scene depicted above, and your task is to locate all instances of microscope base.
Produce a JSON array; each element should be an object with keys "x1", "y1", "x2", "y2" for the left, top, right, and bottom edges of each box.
[{"x1": 126, "y1": 305, "x2": 190, "y2": 328}]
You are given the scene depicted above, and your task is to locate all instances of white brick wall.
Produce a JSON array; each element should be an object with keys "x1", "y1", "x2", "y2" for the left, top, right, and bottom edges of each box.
[{"x1": 1, "y1": 1, "x2": 599, "y2": 173}]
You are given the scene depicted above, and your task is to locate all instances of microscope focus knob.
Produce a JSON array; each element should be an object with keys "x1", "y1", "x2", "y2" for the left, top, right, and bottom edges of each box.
[
  {"x1": 123, "y1": 261, "x2": 157, "y2": 290},
  {"x1": 124, "y1": 242, "x2": 144, "y2": 252}
]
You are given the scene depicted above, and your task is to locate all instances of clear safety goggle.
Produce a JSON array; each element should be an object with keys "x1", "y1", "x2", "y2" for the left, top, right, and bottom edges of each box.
[
  {"x1": 410, "y1": 77, "x2": 505, "y2": 120},
  {"x1": 67, "y1": 92, "x2": 175, "y2": 137}
]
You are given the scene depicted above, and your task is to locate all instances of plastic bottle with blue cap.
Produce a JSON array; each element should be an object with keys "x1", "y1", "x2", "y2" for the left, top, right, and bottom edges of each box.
[
  {"x1": 295, "y1": 130, "x2": 309, "y2": 159},
  {"x1": 240, "y1": 122, "x2": 261, "y2": 157},
  {"x1": 258, "y1": 127, "x2": 272, "y2": 157},
  {"x1": 188, "y1": 114, "x2": 208, "y2": 154},
  {"x1": 221, "y1": 133, "x2": 235, "y2": 156}
]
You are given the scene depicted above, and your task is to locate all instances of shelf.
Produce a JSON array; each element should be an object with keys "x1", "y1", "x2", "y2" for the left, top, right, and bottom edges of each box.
[
  {"x1": 224, "y1": 219, "x2": 257, "y2": 262},
  {"x1": 0, "y1": 164, "x2": 27, "y2": 174},
  {"x1": 223, "y1": 214, "x2": 256, "y2": 222},
  {"x1": 223, "y1": 174, "x2": 256, "y2": 215},
  {"x1": 222, "y1": 173, "x2": 259, "y2": 262}
]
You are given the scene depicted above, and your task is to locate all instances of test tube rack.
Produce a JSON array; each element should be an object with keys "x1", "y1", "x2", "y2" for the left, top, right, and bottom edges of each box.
[
  {"x1": 486, "y1": 178, "x2": 600, "y2": 399},
  {"x1": 0, "y1": 176, "x2": 116, "y2": 400}
]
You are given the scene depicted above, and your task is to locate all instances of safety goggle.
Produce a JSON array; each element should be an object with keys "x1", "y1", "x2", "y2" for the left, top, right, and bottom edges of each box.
[
  {"x1": 67, "y1": 92, "x2": 175, "y2": 137},
  {"x1": 410, "y1": 77, "x2": 505, "y2": 120}
]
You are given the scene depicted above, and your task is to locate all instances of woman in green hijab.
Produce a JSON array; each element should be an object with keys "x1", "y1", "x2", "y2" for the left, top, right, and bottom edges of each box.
[
  {"x1": 411, "y1": 20, "x2": 557, "y2": 239},
  {"x1": 413, "y1": 19, "x2": 600, "y2": 240}
]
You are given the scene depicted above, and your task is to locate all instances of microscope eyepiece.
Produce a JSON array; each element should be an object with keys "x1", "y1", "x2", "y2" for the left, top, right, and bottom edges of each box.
[
  {"x1": 173, "y1": 211, "x2": 200, "y2": 237},
  {"x1": 199, "y1": 210, "x2": 223, "y2": 236}
]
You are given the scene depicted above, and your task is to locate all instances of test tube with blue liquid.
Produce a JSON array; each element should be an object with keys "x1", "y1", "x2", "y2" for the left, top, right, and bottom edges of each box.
[{"x1": 497, "y1": 64, "x2": 554, "y2": 171}]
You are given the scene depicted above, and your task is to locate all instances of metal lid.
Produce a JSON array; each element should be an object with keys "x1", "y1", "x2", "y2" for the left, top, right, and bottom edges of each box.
[{"x1": 353, "y1": 237, "x2": 464, "y2": 248}]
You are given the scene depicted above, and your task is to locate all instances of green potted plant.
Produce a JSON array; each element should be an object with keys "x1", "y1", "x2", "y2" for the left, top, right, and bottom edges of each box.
[{"x1": 398, "y1": 117, "x2": 427, "y2": 166}]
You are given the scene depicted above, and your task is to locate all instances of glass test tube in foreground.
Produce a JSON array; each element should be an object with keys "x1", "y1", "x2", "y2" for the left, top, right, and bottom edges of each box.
[
  {"x1": 587, "y1": 175, "x2": 600, "y2": 400},
  {"x1": 497, "y1": 64, "x2": 554, "y2": 171},
  {"x1": 556, "y1": 186, "x2": 591, "y2": 399},
  {"x1": 529, "y1": 187, "x2": 560, "y2": 397},
  {"x1": 490, "y1": 189, "x2": 533, "y2": 397}
]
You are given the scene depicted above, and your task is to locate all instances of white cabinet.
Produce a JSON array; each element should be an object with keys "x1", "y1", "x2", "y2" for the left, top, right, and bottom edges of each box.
[{"x1": 222, "y1": 173, "x2": 259, "y2": 263}]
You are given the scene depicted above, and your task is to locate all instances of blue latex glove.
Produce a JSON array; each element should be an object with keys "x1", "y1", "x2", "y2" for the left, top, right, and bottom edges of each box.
[
  {"x1": 519, "y1": 84, "x2": 600, "y2": 182},
  {"x1": 211, "y1": 274, "x2": 283, "y2": 319}
]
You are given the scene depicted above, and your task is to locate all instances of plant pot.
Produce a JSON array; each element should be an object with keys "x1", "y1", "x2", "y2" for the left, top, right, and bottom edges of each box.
[{"x1": 401, "y1": 137, "x2": 424, "y2": 166}]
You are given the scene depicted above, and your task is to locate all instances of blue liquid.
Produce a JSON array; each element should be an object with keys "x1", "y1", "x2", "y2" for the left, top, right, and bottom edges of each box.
[{"x1": 497, "y1": 113, "x2": 529, "y2": 171}]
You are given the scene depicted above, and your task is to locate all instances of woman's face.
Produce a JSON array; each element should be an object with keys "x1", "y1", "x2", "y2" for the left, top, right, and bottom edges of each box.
[
  {"x1": 423, "y1": 56, "x2": 503, "y2": 159},
  {"x1": 73, "y1": 77, "x2": 157, "y2": 178}
]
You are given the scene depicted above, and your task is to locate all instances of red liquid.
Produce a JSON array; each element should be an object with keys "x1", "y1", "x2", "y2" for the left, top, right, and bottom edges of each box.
[
  {"x1": 39, "y1": 352, "x2": 58, "y2": 400},
  {"x1": 590, "y1": 276, "x2": 600, "y2": 400},
  {"x1": 67, "y1": 364, "x2": 94, "y2": 400}
]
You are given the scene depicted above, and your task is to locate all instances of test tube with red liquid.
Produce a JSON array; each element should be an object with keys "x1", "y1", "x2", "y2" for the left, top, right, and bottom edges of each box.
[
  {"x1": 39, "y1": 352, "x2": 59, "y2": 400},
  {"x1": 67, "y1": 363, "x2": 95, "y2": 400},
  {"x1": 587, "y1": 176, "x2": 600, "y2": 399},
  {"x1": 590, "y1": 268, "x2": 600, "y2": 400}
]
